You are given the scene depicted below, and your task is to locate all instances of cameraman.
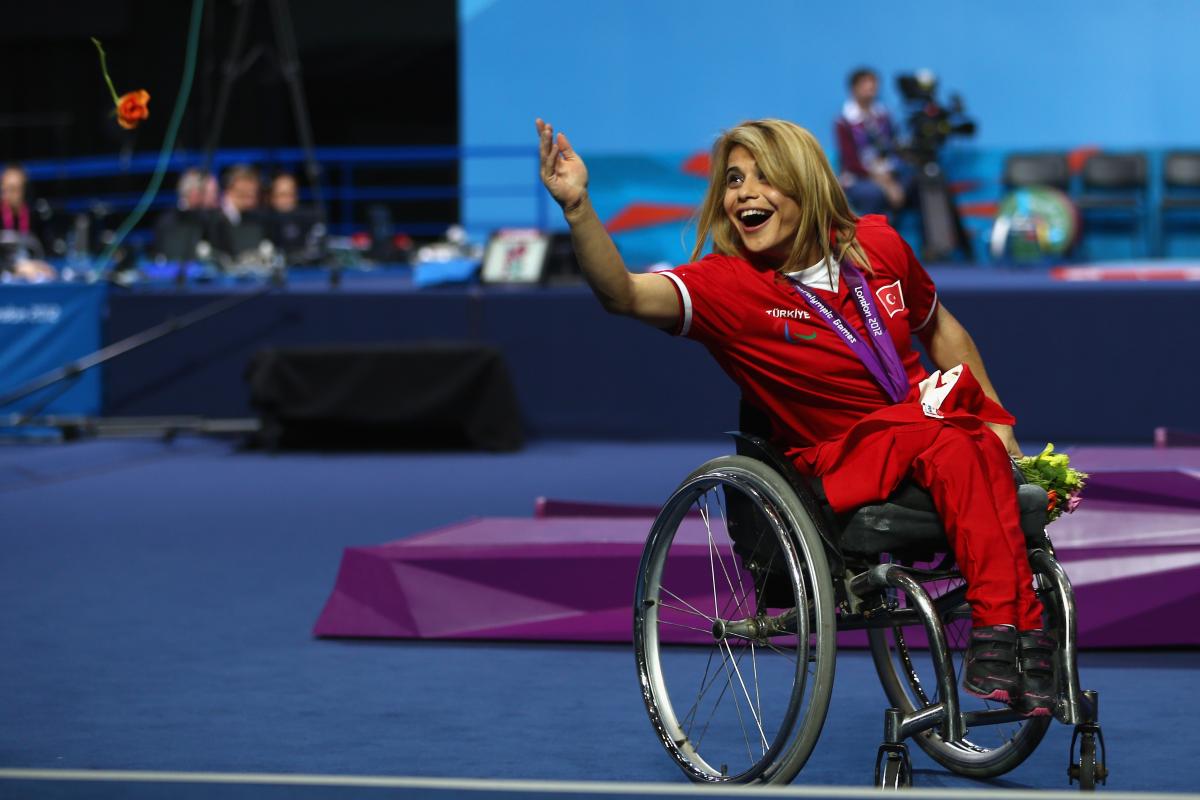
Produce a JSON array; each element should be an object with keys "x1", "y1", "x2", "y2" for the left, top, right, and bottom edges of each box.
[{"x1": 835, "y1": 67, "x2": 913, "y2": 217}]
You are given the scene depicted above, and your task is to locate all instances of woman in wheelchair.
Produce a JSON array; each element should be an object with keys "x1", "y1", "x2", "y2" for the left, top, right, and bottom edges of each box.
[{"x1": 536, "y1": 115, "x2": 1058, "y2": 721}]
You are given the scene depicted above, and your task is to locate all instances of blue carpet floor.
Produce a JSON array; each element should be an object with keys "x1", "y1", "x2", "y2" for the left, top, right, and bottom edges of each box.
[{"x1": 0, "y1": 437, "x2": 1194, "y2": 794}]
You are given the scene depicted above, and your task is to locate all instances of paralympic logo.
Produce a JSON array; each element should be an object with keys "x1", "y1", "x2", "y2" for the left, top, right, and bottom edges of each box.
[{"x1": 783, "y1": 321, "x2": 817, "y2": 343}]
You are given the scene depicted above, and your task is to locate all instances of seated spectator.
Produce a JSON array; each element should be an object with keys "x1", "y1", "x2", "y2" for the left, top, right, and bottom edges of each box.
[
  {"x1": 0, "y1": 164, "x2": 55, "y2": 281},
  {"x1": 153, "y1": 167, "x2": 219, "y2": 262},
  {"x1": 835, "y1": 67, "x2": 913, "y2": 217},
  {"x1": 266, "y1": 172, "x2": 325, "y2": 264},
  {"x1": 211, "y1": 164, "x2": 268, "y2": 262},
  {"x1": 269, "y1": 171, "x2": 299, "y2": 215}
]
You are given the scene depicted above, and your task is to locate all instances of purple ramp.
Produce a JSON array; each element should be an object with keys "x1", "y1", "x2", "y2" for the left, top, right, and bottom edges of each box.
[{"x1": 315, "y1": 452, "x2": 1200, "y2": 647}]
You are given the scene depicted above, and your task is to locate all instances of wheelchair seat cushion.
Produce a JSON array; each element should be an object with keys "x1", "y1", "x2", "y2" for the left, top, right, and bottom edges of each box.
[
  {"x1": 726, "y1": 430, "x2": 1050, "y2": 561},
  {"x1": 837, "y1": 481, "x2": 1049, "y2": 556}
]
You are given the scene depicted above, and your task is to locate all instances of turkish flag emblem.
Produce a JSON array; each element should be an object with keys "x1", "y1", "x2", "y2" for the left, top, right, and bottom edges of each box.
[{"x1": 875, "y1": 280, "x2": 906, "y2": 318}]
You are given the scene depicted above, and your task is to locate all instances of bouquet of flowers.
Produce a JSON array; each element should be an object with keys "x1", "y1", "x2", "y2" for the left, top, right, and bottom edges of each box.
[{"x1": 1016, "y1": 443, "x2": 1088, "y2": 522}]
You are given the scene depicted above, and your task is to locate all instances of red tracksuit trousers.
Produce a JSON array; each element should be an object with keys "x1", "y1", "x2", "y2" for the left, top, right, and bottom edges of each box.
[{"x1": 804, "y1": 417, "x2": 1044, "y2": 631}]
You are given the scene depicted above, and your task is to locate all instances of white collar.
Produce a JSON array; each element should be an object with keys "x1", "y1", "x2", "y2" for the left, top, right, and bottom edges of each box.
[
  {"x1": 841, "y1": 99, "x2": 888, "y2": 125},
  {"x1": 221, "y1": 198, "x2": 242, "y2": 225},
  {"x1": 785, "y1": 258, "x2": 838, "y2": 292}
]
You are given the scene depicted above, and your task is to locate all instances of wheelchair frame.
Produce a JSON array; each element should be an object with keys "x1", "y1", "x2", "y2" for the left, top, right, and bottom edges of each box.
[{"x1": 633, "y1": 433, "x2": 1108, "y2": 790}]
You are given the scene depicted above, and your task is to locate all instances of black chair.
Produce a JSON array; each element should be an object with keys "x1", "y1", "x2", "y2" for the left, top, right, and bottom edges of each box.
[
  {"x1": 1160, "y1": 151, "x2": 1200, "y2": 255},
  {"x1": 1074, "y1": 152, "x2": 1149, "y2": 257},
  {"x1": 153, "y1": 209, "x2": 209, "y2": 262},
  {"x1": 1002, "y1": 153, "x2": 1070, "y2": 191},
  {"x1": 268, "y1": 209, "x2": 325, "y2": 265},
  {"x1": 227, "y1": 219, "x2": 269, "y2": 258},
  {"x1": 209, "y1": 211, "x2": 270, "y2": 265}
]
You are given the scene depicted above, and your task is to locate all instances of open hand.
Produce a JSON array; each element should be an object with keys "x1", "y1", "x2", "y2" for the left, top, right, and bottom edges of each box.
[
  {"x1": 987, "y1": 422, "x2": 1023, "y2": 459},
  {"x1": 536, "y1": 118, "x2": 588, "y2": 212}
]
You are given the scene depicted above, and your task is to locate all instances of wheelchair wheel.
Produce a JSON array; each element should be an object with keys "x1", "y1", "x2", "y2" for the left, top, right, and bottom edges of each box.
[
  {"x1": 867, "y1": 563, "x2": 1062, "y2": 778},
  {"x1": 634, "y1": 455, "x2": 837, "y2": 784}
]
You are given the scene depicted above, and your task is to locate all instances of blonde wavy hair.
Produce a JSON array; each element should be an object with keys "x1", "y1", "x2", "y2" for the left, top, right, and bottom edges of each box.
[{"x1": 691, "y1": 119, "x2": 871, "y2": 274}]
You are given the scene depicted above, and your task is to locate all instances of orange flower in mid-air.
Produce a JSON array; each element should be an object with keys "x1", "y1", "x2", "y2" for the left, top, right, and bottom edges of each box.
[
  {"x1": 92, "y1": 37, "x2": 149, "y2": 130},
  {"x1": 116, "y1": 90, "x2": 151, "y2": 130}
]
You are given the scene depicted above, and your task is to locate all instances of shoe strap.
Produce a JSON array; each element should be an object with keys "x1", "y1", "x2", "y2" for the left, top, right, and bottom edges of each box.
[
  {"x1": 1017, "y1": 630, "x2": 1057, "y2": 650},
  {"x1": 1019, "y1": 655, "x2": 1054, "y2": 674},
  {"x1": 973, "y1": 626, "x2": 1017, "y2": 643}
]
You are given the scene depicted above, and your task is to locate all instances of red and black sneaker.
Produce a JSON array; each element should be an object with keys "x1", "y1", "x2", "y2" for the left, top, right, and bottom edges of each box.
[
  {"x1": 962, "y1": 624, "x2": 1019, "y2": 703},
  {"x1": 1014, "y1": 628, "x2": 1058, "y2": 718}
]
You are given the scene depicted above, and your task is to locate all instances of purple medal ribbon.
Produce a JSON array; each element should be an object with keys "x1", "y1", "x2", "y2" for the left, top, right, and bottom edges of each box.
[{"x1": 788, "y1": 262, "x2": 910, "y2": 403}]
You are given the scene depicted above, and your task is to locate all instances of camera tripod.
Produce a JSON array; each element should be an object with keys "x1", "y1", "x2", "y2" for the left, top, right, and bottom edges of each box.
[
  {"x1": 913, "y1": 157, "x2": 974, "y2": 263},
  {"x1": 201, "y1": 0, "x2": 326, "y2": 224}
]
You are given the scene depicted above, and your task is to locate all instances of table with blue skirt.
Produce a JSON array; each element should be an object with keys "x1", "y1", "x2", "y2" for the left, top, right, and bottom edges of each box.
[
  {"x1": 0, "y1": 282, "x2": 106, "y2": 420},
  {"x1": 2, "y1": 265, "x2": 1199, "y2": 443}
]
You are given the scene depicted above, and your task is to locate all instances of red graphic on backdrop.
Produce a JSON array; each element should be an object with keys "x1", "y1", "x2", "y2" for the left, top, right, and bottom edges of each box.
[
  {"x1": 605, "y1": 202, "x2": 696, "y2": 234},
  {"x1": 681, "y1": 151, "x2": 712, "y2": 178},
  {"x1": 1068, "y1": 146, "x2": 1101, "y2": 174}
]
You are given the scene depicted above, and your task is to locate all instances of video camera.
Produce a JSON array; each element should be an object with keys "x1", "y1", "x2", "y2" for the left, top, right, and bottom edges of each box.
[{"x1": 895, "y1": 70, "x2": 976, "y2": 163}]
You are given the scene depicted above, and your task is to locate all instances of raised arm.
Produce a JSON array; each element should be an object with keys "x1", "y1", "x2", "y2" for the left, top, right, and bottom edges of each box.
[
  {"x1": 537, "y1": 119, "x2": 679, "y2": 328},
  {"x1": 918, "y1": 303, "x2": 1022, "y2": 457}
]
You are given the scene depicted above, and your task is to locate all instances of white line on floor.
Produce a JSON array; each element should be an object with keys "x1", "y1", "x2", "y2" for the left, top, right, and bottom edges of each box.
[{"x1": 0, "y1": 768, "x2": 1193, "y2": 799}]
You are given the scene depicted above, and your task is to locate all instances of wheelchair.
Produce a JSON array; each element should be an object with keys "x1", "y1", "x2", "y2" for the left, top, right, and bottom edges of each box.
[{"x1": 633, "y1": 423, "x2": 1108, "y2": 790}]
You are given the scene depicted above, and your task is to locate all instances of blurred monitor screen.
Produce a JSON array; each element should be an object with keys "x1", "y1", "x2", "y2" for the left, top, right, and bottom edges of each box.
[{"x1": 480, "y1": 229, "x2": 548, "y2": 284}]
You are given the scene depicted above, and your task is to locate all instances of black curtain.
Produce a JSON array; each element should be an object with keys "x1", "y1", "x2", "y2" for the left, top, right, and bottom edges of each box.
[{"x1": 0, "y1": 0, "x2": 458, "y2": 227}]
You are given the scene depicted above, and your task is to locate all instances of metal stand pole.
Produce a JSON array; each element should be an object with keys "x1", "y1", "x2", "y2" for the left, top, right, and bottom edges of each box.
[
  {"x1": 201, "y1": 0, "x2": 258, "y2": 177},
  {"x1": 268, "y1": 0, "x2": 326, "y2": 225},
  {"x1": 915, "y1": 160, "x2": 974, "y2": 263}
]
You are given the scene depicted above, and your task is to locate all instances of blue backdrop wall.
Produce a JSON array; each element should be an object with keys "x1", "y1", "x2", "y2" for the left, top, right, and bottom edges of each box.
[
  {"x1": 459, "y1": 0, "x2": 1200, "y2": 245},
  {"x1": 462, "y1": 0, "x2": 1199, "y2": 152}
]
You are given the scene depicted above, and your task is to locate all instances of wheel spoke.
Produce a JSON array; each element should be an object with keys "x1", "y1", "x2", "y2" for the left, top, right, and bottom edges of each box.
[
  {"x1": 750, "y1": 641, "x2": 763, "y2": 749},
  {"x1": 761, "y1": 639, "x2": 800, "y2": 666},
  {"x1": 716, "y1": 639, "x2": 758, "y2": 764},
  {"x1": 721, "y1": 639, "x2": 771, "y2": 756},
  {"x1": 751, "y1": 540, "x2": 782, "y2": 610},
  {"x1": 701, "y1": 493, "x2": 754, "y2": 623},
  {"x1": 691, "y1": 641, "x2": 751, "y2": 749},
  {"x1": 658, "y1": 618, "x2": 717, "y2": 636},
  {"x1": 658, "y1": 593, "x2": 715, "y2": 622},
  {"x1": 715, "y1": 490, "x2": 756, "y2": 618},
  {"x1": 701, "y1": 495, "x2": 721, "y2": 620},
  {"x1": 681, "y1": 647, "x2": 719, "y2": 736},
  {"x1": 682, "y1": 640, "x2": 754, "y2": 737},
  {"x1": 696, "y1": 494, "x2": 758, "y2": 626}
]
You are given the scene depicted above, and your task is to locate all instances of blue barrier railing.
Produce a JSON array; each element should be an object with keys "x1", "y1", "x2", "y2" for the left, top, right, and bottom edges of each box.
[
  {"x1": 22, "y1": 145, "x2": 551, "y2": 237},
  {"x1": 30, "y1": 145, "x2": 1197, "y2": 260}
]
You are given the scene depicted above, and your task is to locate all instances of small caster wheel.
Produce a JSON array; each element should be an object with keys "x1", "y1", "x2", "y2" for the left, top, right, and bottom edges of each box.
[
  {"x1": 1068, "y1": 722, "x2": 1108, "y2": 791},
  {"x1": 875, "y1": 743, "x2": 912, "y2": 789}
]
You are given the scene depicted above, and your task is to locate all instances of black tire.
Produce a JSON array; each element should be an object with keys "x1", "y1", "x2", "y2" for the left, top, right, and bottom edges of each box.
[
  {"x1": 878, "y1": 753, "x2": 912, "y2": 789},
  {"x1": 634, "y1": 455, "x2": 837, "y2": 784},
  {"x1": 1078, "y1": 730, "x2": 1097, "y2": 791},
  {"x1": 867, "y1": 564, "x2": 1061, "y2": 778}
]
